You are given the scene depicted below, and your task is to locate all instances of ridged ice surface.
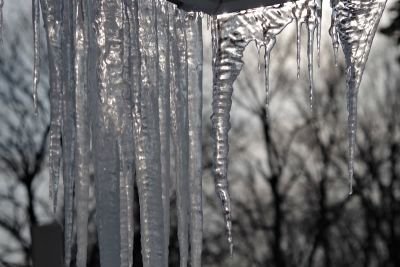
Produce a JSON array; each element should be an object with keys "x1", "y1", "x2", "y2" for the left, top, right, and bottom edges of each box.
[
  {"x1": 211, "y1": 0, "x2": 322, "y2": 251},
  {"x1": 17, "y1": 0, "x2": 387, "y2": 266},
  {"x1": 332, "y1": 0, "x2": 387, "y2": 194},
  {"x1": 211, "y1": 0, "x2": 386, "y2": 250}
]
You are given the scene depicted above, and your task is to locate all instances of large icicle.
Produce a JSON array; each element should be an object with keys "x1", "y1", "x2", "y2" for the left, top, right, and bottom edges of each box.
[
  {"x1": 212, "y1": 2, "x2": 298, "y2": 253},
  {"x1": 73, "y1": 1, "x2": 90, "y2": 266},
  {"x1": 40, "y1": 0, "x2": 63, "y2": 214},
  {"x1": 156, "y1": 1, "x2": 171, "y2": 266},
  {"x1": 32, "y1": 0, "x2": 41, "y2": 111},
  {"x1": 186, "y1": 12, "x2": 203, "y2": 267},
  {"x1": 120, "y1": 2, "x2": 135, "y2": 267},
  {"x1": 61, "y1": 0, "x2": 76, "y2": 264},
  {"x1": 211, "y1": 15, "x2": 245, "y2": 255},
  {"x1": 119, "y1": 2, "x2": 139, "y2": 267},
  {"x1": 170, "y1": 8, "x2": 190, "y2": 267},
  {"x1": 93, "y1": 0, "x2": 125, "y2": 265},
  {"x1": 333, "y1": 0, "x2": 387, "y2": 194},
  {"x1": 133, "y1": 0, "x2": 165, "y2": 266}
]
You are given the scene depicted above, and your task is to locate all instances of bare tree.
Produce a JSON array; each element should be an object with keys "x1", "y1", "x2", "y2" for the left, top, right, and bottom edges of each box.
[{"x1": 0, "y1": 15, "x2": 51, "y2": 267}]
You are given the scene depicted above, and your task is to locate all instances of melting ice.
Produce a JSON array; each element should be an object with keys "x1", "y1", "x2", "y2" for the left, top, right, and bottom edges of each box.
[{"x1": 11, "y1": 0, "x2": 388, "y2": 265}]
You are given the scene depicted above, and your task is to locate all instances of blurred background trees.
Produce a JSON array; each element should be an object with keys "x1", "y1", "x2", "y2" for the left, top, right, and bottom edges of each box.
[{"x1": 0, "y1": 1, "x2": 399, "y2": 267}]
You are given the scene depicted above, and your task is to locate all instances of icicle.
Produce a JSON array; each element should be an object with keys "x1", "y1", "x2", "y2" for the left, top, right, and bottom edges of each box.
[
  {"x1": 120, "y1": 3, "x2": 135, "y2": 267},
  {"x1": 32, "y1": 0, "x2": 40, "y2": 112},
  {"x1": 40, "y1": 0, "x2": 63, "y2": 214},
  {"x1": 61, "y1": 0, "x2": 76, "y2": 264},
  {"x1": 211, "y1": 14, "x2": 249, "y2": 256},
  {"x1": 316, "y1": 0, "x2": 322, "y2": 67},
  {"x1": 295, "y1": 19, "x2": 301, "y2": 79},
  {"x1": 133, "y1": 0, "x2": 165, "y2": 266},
  {"x1": 170, "y1": 9, "x2": 190, "y2": 267},
  {"x1": 329, "y1": 5, "x2": 340, "y2": 66},
  {"x1": 92, "y1": 0, "x2": 126, "y2": 266},
  {"x1": 73, "y1": 1, "x2": 90, "y2": 266},
  {"x1": 156, "y1": 1, "x2": 171, "y2": 266},
  {"x1": 334, "y1": 0, "x2": 387, "y2": 194},
  {"x1": 257, "y1": 43, "x2": 263, "y2": 72},
  {"x1": 263, "y1": 37, "x2": 276, "y2": 120},
  {"x1": 211, "y1": 3, "x2": 296, "y2": 254},
  {"x1": 307, "y1": 22, "x2": 315, "y2": 110},
  {"x1": 0, "y1": 0, "x2": 3, "y2": 43},
  {"x1": 186, "y1": 13, "x2": 203, "y2": 267}
]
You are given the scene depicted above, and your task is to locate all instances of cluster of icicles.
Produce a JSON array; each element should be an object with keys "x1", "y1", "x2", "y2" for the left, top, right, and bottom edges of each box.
[{"x1": 0, "y1": 0, "x2": 387, "y2": 266}]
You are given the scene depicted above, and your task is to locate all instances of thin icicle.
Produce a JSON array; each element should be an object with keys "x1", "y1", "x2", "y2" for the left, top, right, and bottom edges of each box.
[
  {"x1": 263, "y1": 38, "x2": 276, "y2": 120},
  {"x1": 316, "y1": 0, "x2": 322, "y2": 67},
  {"x1": 74, "y1": 1, "x2": 90, "y2": 266},
  {"x1": 186, "y1": 12, "x2": 203, "y2": 267},
  {"x1": 329, "y1": 4, "x2": 340, "y2": 66},
  {"x1": 61, "y1": 0, "x2": 76, "y2": 264},
  {"x1": 334, "y1": 0, "x2": 387, "y2": 194},
  {"x1": 0, "y1": 0, "x2": 4, "y2": 43},
  {"x1": 296, "y1": 19, "x2": 301, "y2": 79},
  {"x1": 121, "y1": 2, "x2": 135, "y2": 267},
  {"x1": 134, "y1": 1, "x2": 165, "y2": 266},
  {"x1": 170, "y1": 9, "x2": 190, "y2": 267},
  {"x1": 156, "y1": 1, "x2": 171, "y2": 266},
  {"x1": 32, "y1": 0, "x2": 40, "y2": 112},
  {"x1": 307, "y1": 22, "x2": 315, "y2": 110},
  {"x1": 40, "y1": 0, "x2": 63, "y2": 214}
]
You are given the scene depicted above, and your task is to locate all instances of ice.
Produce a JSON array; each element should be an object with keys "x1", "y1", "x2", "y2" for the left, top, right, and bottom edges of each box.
[
  {"x1": 61, "y1": 0, "x2": 76, "y2": 264},
  {"x1": 170, "y1": 8, "x2": 190, "y2": 266},
  {"x1": 15, "y1": 0, "x2": 388, "y2": 265},
  {"x1": 32, "y1": 0, "x2": 40, "y2": 112},
  {"x1": 263, "y1": 38, "x2": 276, "y2": 120},
  {"x1": 134, "y1": 1, "x2": 166, "y2": 266},
  {"x1": 211, "y1": 0, "x2": 319, "y2": 252},
  {"x1": 40, "y1": 0, "x2": 63, "y2": 214},
  {"x1": 73, "y1": 1, "x2": 90, "y2": 267},
  {"x1": 156, "y1": 1, "x2": 171, "y2": 266},
  {"x1": 186, "y1": 12, "x2": 203, "y2": 267},
  {"x1": 307, "y1": 22, "x2": 316, "y2": 109},
  {"x1": 332, "y1": 0, "x2": 387, "y2": 194},
  {"x1": 0, "y1": 0, "x2": 3, "y2": 43}
]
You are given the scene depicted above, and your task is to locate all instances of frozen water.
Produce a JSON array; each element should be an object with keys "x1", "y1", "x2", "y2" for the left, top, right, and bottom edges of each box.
[
  {"x1": 32, "y1": 0, "x2": 40, "y2": 112},
  {"x1": 331, "y1": 0, "x2": 388, "y2": 194},
  {"x1": 12, "y1": 0, "x2": 388, "y2": 265},
  {"x1": 0, "y1": 0, "x2": 3, "y2": 43}
]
